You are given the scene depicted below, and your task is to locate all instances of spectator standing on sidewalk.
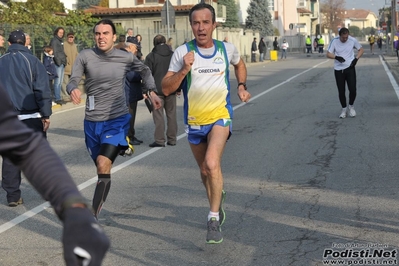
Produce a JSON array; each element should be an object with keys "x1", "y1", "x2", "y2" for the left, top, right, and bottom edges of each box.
[
  {"x1": 118, "y1": 39, "x2": 145, "y2": 146},
  {"x1": 63, "y1": 32, "x2": 79, "y2": 102},
  {"x1": 43, "y1": 45, "x2": 58, "y2": 105},
  {"x1": 25, "y1": 33, "x2": 32, "y2": 51},
  {"x1": 280, "y1": 39, "x2": 289, "y2": 59},
  {"x1": 0, "y1": 30, "x2": 52, "y2": 207},
  {"x1": 144, "y1": 34, "x2": 177, "y2": 148},
  {"x1": 313, "y1": 36, "x2": 319, "y2": 52},
  {"x1": 326, "y1": 27, "x2": 364, "y2": 119},
  {"x1": 50, "y1": 27, "x2": 67, "y2": 105},
  {"x1": 251, "y1": 37, "x2": 257, "y2": 62},
  {"x1": 273, "y1": 37, "x2": 279, "y2": 51},
  {"x1": 258, "y1": 37, "x2": 266, "y2": 62}
]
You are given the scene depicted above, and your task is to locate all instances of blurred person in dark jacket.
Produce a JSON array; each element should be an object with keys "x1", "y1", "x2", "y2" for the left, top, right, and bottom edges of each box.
[
  {"x1": 0, "y1": 30, "x2": 52, "y2": 207},
  {"x1": 0, "y1": 82, "x2": 109, "y2": 265}
]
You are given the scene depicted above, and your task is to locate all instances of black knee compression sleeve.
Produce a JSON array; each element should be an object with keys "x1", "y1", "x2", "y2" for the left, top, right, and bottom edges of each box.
[
  {"x1": 99, "y1": 144, "x2": 120, "y2": 163},
  {"x1": 92, "y1": 174, "x2": 111, "y2": 219}
]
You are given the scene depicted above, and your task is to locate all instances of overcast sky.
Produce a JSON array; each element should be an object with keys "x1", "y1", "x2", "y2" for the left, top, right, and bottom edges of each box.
[
  {"x1": 345, "y1": 0, "x2": 387, "y2": 15},
  {"x1": 346, "y1": 0, "x2": 391, "y2": 16}
]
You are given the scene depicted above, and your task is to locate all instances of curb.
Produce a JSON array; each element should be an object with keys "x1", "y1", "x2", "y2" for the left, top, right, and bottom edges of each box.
[{"x1": 382, "y1": 55, "x2": 399, "y2": 84}]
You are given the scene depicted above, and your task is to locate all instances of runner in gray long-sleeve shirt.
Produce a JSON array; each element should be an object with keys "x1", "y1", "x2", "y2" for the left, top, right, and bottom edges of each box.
[{"x1": 66, "y1": 19, "x2": 162, "y2": 219}]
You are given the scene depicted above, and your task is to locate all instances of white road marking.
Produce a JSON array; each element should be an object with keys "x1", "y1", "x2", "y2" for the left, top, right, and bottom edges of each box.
[{"x1": 380, "y1": 55, "x2": 399, "y2": 99}]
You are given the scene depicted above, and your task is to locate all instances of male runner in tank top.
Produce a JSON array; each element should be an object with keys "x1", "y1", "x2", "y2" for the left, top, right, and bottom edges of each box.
[{"x1": 162, "y1": 3, "x2": 251, "y2": 244}]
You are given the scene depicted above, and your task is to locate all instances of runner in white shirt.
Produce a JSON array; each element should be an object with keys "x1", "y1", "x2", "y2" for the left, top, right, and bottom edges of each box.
[
  {"x1": 162, "y1": 3, "x2": 251, "y2": 244},
  {"x1": 327, "y1": 27, "x2": 364, "y2": 118}
]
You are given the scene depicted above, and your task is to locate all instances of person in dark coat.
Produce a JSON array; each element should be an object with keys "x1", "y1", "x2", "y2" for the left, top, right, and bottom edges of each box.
[
  {"x1": 43, "y1": 45, "x2": 58, "y2": 101},
  {"x1": 258, "y1": 37, "x2": 266, "y2": 62},
  {"x1": 50, "y1": 27, "x2": 67, "y2": 105},
  {"x1": 119, "y1": 40, "x2": 145, "y2": 145},
  {"x1": 144, "y1": 34, "x2": 177, "y2": 147},
  {"x1": 125, "y1": 70, "x2": 144, "y2": 145},
  {"x1": 0, "y1": 30, "x2": 52, "y2": 207},
  {"x1": 273, "y1": 37, "x2": 279, "y2": 50},
  {"x1": 251, "y1": 37, "x2": 257, "y2": 62}
]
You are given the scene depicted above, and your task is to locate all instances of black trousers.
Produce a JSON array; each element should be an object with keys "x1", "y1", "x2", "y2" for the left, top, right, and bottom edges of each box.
[
  {"x1": 334, "y1": 67, "x2": 357, "y2": 108},
  {"x1": 2, "y1": 118, "x2": 46, "y2": 202}
]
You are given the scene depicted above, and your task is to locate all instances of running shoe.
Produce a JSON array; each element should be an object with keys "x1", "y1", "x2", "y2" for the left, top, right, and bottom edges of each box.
[
  {"x1": 206, "y1": 217, "x2": 223, "y2": 244},
  {"x1": 339, "y1": 107, "x2": 347, "y2": 119},
  {"x1": 119, "y1": 136, "x2": 134, "y2": 156},
  {"x1": 219, "y1": 190, "x2": 226, "y2": 226},
  {"x1": 348, "y1": 105, "x2": 356, "y2": 117}
]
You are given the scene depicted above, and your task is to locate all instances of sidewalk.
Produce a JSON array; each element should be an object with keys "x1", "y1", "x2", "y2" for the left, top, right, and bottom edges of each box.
[{"x1": 382, "y1": 52, "x2": 399, "y2": 83}]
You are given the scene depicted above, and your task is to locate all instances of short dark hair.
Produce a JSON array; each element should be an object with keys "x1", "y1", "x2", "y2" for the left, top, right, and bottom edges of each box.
[
  {"x1": 53, "y1": 27, "x2": 65, "y2": 37},
  {"x1": 118, "y1": 34, "x2": 125, "y2": 42},
  {"x1": 43, "y1": 45, "x2": 53, "y2": 53},
  {"x1": 93, "y1": 19, "x2": 116, "y2": 35},
  {"x1": 189, "y1": 3, "x2": 215, "y2": 24},
  {"x1": 339, "y1": 27, "x2": 349, "y2": 36},
  {"x1": 153, "y1": 34, "x2": 166, "y2": 46}
]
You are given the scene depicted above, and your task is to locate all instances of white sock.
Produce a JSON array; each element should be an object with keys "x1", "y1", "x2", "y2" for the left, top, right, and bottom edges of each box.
[{"x1": 208, "y1": 211, "x2": 219, "y2": 221}]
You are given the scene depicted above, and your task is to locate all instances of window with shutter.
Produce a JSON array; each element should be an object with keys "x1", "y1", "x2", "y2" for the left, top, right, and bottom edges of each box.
[{"x1": 137, "y1": 0, "x2": 144, "y2": 4}]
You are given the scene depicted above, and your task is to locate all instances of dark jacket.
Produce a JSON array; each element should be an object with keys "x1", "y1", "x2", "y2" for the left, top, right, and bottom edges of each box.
[
  {"x1": 50, "y1": 35, "x2": 67, "y2": 67},
  {"x1": 251, "y1": 40, "x2": 257, "y2": 52},
  {"x1": 144, "y1": 43, "x2": 173, "y2": 97},
  {"x1": 273, "y1": 40, "x2": 279, "y2": 50},
  {"x1": 124, "y1": 71, "x2": 144, "y2": 105},
  {"x1": 43, "y1": 53, "x2": 58, "y2": 81},
  {"x1": 258, "y1": 39, "x2": 266, "y2": 53},
  {"x1": 0, "y1": 44, "x2": 52, "y2": 117}
]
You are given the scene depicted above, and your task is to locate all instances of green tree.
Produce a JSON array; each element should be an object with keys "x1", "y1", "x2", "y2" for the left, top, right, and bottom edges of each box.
[
  {"x1": 364, "y1": 26, "x2": 376, "y2": 35},
  {"x1": 321, "y1": 0, "x2": 346, "y2": 34},
  {"x1": 348, "y1": 25, "x2": 361, "y2": 37},
  {"x1": 273, "y1": 27, "x2": 280, "y2": 36},
  {"x1": 218, "y1": 0, "x2": 239, "y2": 28},
  {"x1": 245, "y1": 0, "x2": 273, "y2": 37},
  {"x1": 77, "y1": 0, "x2": 100, "y2": 10},
  {"x1": 0, "y1": 2, "x2": 99, "y2": 56},
  {"x1": 26, "y1": 0, "x2": 65, "y2": 13}
]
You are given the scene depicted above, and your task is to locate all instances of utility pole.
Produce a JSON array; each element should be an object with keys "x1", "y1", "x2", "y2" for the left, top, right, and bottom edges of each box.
[
  {"x1": 318, "y1": 0, "x2": 322, "y2": 36},
  {"x1": 392, "y1": 0, "x2": 396, "y2": 55},
  {"x1": 166, "y1": 0, "x2": 170, "y2": 39}
]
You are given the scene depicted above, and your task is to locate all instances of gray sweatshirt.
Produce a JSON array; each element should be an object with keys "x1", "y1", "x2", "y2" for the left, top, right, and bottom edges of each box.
[{"x1": 67, "y1": 47, "x2": 156, "y2": 121}]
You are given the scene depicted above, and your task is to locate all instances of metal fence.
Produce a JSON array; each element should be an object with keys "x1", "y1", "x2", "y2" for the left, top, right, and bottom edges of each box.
[{"x1": 1, "y1": 23, "x2": 339, "y2": 62}]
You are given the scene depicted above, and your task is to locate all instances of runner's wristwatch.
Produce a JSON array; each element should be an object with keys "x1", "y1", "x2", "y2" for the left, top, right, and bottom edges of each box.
[{"x1": 237, "y1": 82, "x2": 247, "y2": 90}]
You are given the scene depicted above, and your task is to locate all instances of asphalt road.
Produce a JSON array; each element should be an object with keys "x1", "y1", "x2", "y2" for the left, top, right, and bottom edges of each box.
[{"x1": 0, "y1": 51, "x2": 399, "y2": 266}]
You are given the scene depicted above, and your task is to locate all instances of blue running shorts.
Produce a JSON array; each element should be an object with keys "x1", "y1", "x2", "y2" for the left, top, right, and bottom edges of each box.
[
  {"x1": 84, "y1": 113, "x2": 131, "y2": 161},
  {"x1": 185, "y1": 119, "x2": 232, "y2": 145}
]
